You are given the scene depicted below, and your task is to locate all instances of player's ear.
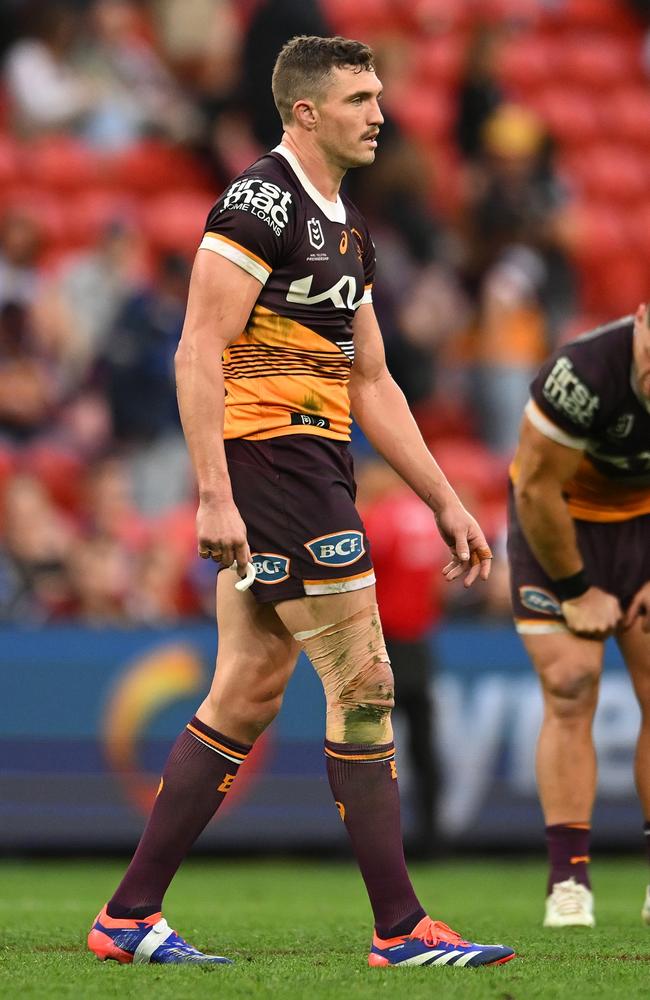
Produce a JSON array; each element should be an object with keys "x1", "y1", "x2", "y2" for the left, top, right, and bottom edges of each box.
[{"x1": 293, "y1": 99, "x2": 318, "y2": 130}]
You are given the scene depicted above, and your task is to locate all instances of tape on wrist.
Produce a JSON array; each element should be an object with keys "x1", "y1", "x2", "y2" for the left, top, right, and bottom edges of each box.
[{"x1": 552, "y1": 569, "x2": 590, "y2": 603}]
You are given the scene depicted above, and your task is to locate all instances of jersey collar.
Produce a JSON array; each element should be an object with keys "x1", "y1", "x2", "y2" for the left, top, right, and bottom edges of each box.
[{"x1": 273, "y1": 144, "x2": 346, "y2": 224}]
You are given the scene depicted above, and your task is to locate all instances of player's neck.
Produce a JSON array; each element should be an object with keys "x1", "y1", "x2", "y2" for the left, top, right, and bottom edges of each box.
[{"x1": 279, "y1": 133, "x2": 344, "y2": 203}]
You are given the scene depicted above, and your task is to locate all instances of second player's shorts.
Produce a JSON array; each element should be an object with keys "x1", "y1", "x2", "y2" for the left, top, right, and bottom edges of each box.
[
  {"x1": 507, "y1": 482, "x2": 650, "y2": 634},
  {"x1": 225, "y1": 435, "x2": 375, "y2": 604}
]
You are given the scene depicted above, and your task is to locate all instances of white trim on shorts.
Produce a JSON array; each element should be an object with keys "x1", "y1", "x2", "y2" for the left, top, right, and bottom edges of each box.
[
  {"x1": 303, "y1": 569, "x2": 376, "y2": 596},
  {"x1": 515, "y1": 618, "x2": 570, "y2": 635}
]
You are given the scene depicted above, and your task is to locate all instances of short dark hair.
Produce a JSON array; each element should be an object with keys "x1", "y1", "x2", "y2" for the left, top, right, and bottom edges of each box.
[{"x1": 271, "y1": 35, "x2": 375, "y2": 126}]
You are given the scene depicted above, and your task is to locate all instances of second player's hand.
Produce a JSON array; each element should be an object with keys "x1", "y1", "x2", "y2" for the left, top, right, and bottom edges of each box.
[
  {"x1": 196, "y1": 497, "x2": 251, "y2": 578},
  {"x1": 436, "y1": 499, "x2": 493, "y2": 588},
  {"x1": 561, "y1": 586, "x2": 622, "y2": 639}
]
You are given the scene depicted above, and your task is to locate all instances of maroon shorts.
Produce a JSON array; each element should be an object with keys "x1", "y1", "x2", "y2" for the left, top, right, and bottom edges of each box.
[
  {"x1": 225, "y1": 435, "x2": 375, "y2": 604},
  {"x1": 507, "y1": 482, "x2": 650, "y2": 634}
]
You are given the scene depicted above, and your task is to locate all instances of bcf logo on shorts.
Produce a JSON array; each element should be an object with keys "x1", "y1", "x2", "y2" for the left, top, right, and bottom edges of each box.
[
  {"x1": 251, "y1": 553, "x2": 290, "y2": 584},
  {"x1": 304, "y1": 531, "x2": 365, "y2": 567}
]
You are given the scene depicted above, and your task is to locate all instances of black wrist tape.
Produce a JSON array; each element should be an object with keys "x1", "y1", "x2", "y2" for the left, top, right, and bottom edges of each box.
[{"x1": 552, "y1": 569, "x2": 590, "y2": 603}]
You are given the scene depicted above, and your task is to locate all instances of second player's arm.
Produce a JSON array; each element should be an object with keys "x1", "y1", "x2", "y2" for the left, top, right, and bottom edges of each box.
[
  {"x1": 348, "y1": 303, "x2": 491, "y2": 584},
  {"x1": 174, "y1": 250, "x2": 262, "y2": 571},
  {"x1": 514, "y1": 415, "x2": 622, "y2": 635}
]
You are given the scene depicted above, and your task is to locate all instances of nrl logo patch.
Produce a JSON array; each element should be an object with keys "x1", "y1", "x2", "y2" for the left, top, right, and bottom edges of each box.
[
  {"x1": 307, "y1": 218, "x2": 325, "y2": 250},
  {"x1": 519, "y1": 586, "x2": 562, "y2": 616},
  {"x1": 305, "y1": 530, "x2": 365, "y2": 567},
  {"x1": 251, "y1": 553, "x2": 290, "y2": 584}
]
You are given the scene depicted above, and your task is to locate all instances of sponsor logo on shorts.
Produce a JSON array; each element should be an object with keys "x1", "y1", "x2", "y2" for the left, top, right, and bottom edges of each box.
[
  {"x1": 304, "y1": 531, "x2": 365, "y2": 567},
  {"x1": 251, "y1": 553, "x2": 290, "y2": 584},
  {"x1": 307, "y1": 218, "x2": 325, "y2": 250},
  {"x1": 220, "y1": 178, "x2": 292, "y2": 236},
  {"x1": 519, "y1": 586, "x2": 562, "y2": 616},
  {"x1": 542, "y1": 357, "x2": 599, "y2": 428}
]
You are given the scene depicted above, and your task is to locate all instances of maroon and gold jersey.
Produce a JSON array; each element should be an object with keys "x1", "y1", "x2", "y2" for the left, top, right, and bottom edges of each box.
[
  {"x1": 511, "y1": 317, "x2": 650, "y2": 522},
  {"x1": 199, "y1": 145, "x2": 375, "y2": 441}
]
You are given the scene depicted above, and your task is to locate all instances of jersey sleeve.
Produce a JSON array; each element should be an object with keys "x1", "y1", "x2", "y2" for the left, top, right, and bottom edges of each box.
[
  {"x1": 360, "y1": 227, "x2": 376, "y2": 305},
  {"x1": 526, "y1": 345, "x2": 601, "y2": 449},
  {"x1": 200, "y1": 171, "x2": 296, "y2": 285}
]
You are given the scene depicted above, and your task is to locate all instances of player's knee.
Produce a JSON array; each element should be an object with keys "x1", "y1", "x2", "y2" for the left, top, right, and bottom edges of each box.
[{"x1": 540, "y1": 661, "x2": 599, "y2": 719}]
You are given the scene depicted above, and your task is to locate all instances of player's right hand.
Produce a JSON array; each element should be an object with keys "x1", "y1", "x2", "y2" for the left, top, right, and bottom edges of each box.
[
  {"x1": 196, "y1": 497, "x2": 251, "y2": 578},
  {"x1": 561, "y1": 586, "x2": 622, "y2": 640}
]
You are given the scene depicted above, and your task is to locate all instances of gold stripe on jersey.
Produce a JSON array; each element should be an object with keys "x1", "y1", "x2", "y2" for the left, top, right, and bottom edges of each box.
[
  {"x1": 200, "y1": 232, "x2": 272, "y2": 285},
  {"x1": 510, "y1": 454, "x2": 650, "y2": 522},
  {"x1": 223, "y1": 304, "x2": 351, "y2": 441}
]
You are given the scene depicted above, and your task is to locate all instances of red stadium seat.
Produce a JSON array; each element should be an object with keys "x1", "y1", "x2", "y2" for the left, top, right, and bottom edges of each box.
[
  {"x1": 23, "y1": 136, "x2": 103, "y2": 191},
  {"x1": 21, "y1": 445, "x2": 84, "y2": 514},
  {"x1": 65, "y1": 189, "x2": 141, "y2": 247},
  {"x1": 566, "y1": 146, "x2": 647, "y2": 203},
  {"x1": 572, "y1": 203, "x2": 629, "y2": 265},
  {"x1": 556, "y1": 35, "x2": 639, "y2": 89},
  {"x1": 585, "y1": 257, "x2": 649, "y2": 317},
  {"x1": 106, "y1": 141, "x2": 212, "y2": 194},
  {"x1": 412, "y1": 34, "x2": 466, "y2": 87},
  {"x1": 386, "y1": 84, "x2": 454, "y2": 141},
  {"x1": 0, "y1": 188, "x2": 68, "y2": 246},
  {"x1": 143, "y1": 191, "x2": 214, "y2": 253},
  {"x1": 542, "y1": 0, "x2": 641, "y2": 33},
  {"x1": 600, "y1": 86, "x2": 650, "y2": 148},
  {"x1": 0, "y1": 134, "x2": 21, "y2": 186},
  {"x1": 497, "y1": 35, "x2": 555, "y2": 95},
  {"x1": 532, "y1": 87, "x2": 600, "y2": 145}
]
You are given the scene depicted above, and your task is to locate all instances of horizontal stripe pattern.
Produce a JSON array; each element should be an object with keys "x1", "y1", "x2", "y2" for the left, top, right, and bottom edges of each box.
[
  {"x1": 223, "y1": 343, "x2": 350, "y2": 381},
  {"x1": 324, "y1": 744, "x2": 395, "y2": 763},
  {"x1": 304, "y1": 570, "x2": 375, "y2": 596},
  {"x1": 199, "y1": 234, "x2": 271, "y2": 286},
  {"x1": 186, "y1": 723, "x2": 249, "y2": 764}
]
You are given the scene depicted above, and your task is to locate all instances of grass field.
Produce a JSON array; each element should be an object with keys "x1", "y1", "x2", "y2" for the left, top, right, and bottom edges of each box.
[{"x1": 1, "y1": 857, "x2": 649, "y2": 999}]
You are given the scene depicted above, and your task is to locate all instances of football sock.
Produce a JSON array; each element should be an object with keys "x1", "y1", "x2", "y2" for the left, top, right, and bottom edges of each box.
[
  {"x1": 107, "y1": 716, "x2": 250, "y2": 918},
  {"x1": 643, "y1": 821, "x2": 650, "y2": 865},
  {"x1": 546, "y1": 822, "x2": 591, "y2": 894},
  {"x1": 325, "y1": 739, "x2": 425, "y2": 939}
]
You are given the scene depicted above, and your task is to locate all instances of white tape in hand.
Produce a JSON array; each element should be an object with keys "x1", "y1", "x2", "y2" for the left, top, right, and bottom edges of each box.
[{"x1": 232, "y1": 561, "x2": 257, "y2": 592}]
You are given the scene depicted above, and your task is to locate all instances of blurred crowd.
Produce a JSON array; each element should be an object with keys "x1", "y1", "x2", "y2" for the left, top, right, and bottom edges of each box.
[{"x1": 0, "y1": 0, "x2": 648, "y2": 624}]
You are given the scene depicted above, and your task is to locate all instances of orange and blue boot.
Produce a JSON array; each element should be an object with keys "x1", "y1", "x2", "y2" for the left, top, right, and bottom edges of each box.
[
  {"x1": 88, "y1": 905, "x2": 232, "y2": 965},
  {"x1": 368, "y1": 915, "x2": 515, "y2": 968}
]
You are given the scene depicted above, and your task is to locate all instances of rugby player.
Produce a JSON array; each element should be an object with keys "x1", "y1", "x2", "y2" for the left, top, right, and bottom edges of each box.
[
  {"x1": 88, "y1": 35, "x2": 514, "y2": 969},
  {"x1": 508, "y1": 304, "x2": 650, "y2": 927}
]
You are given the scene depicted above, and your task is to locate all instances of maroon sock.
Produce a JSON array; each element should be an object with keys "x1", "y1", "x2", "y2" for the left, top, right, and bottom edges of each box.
[
  {"x1": 107, "y1": 716, "x2": 250, "y2": 917},
  {"x1": 644, "y1": 821, "x2": 650, "y2": 864},
  {"x1": 546, "y1": 822, "x2": 591, "y2": 894},
  {"x1": 325, "y1": 739, "x2": 425, "y2": 938}
]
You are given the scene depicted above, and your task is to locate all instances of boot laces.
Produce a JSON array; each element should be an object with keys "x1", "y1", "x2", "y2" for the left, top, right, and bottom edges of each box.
[
  {"x1": 416, "y1": 918, "x2": 470, "y2": 948},
  {"x1": 552, "y1": 880, "x2": 588, "y2": 916}
]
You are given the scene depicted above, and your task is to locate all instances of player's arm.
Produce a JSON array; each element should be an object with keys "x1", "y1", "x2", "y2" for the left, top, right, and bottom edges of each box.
[
  {"x1": 349, "y1": 302, "x2": 491, "y2": 585},
  {"x1": 174, "y1": 250, "x2": 261, "y2": 572},
  {"x1": 514, "y1": 414, "x2": 622, "y2": 637}
]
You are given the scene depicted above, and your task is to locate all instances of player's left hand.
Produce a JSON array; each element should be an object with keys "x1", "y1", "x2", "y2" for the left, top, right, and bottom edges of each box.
[
  {"x1": 436, "y1": 500, "x2": 493, "y2": 587},
  {"x1": 623, "y1": 581, "x2": 650, "y2": 633}
]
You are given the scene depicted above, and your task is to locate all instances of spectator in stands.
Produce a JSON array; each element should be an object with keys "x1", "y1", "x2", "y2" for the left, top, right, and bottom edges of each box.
[
  {"x1": 66, "y1": 534, "x2": 130, "y2": 623},
  {"x1": 100, "y1": 252, "x2": 192, "y2": 513},
  {"x1": 456, "y1": 24, "x2": 504, "y2": 163},
  {"x1": 0, "y1": 209, "x2": 42, "y2": 310},
  {"x1": 80, "y1": 456, "x2": 150, "y2": 552},
  {"x1": 4, "y1": 2, "x2": 93, "y2": 136},
  {"x1": 77, "y1": 0, "x2": 203, "y2": 148},
  {"x1": 463, "y1": 104, "x2": 577, "y2": 454},
  {"x1": 0, "y1": 301, "x2": 60, "y2": 444},
  {"x1": 0, "y1": 473, "x2": 75, "y2": 621},
  {"x1": 357, "y1": 458, "x2": 447, "y2": 856}
]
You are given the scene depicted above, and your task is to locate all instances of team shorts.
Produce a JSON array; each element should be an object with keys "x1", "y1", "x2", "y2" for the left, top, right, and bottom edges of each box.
[
  {"x1": 507, "y1": 482, "x2": 650, "y2": 634},
  {"x1": 224, "y1": 435, "x2": 375, "y2": 604}
]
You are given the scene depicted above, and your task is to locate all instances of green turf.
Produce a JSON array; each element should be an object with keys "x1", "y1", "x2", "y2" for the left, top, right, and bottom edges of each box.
[{"x1": 1, "y1": 857, "x2": 649, "y2": 999}]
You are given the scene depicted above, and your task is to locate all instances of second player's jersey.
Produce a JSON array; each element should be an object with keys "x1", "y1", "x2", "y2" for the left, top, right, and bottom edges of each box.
[
  {"x1": 514, "y1": 316, "x2": 650, "y2": 522},
  {"x1": 199, "y1": 145, "x2": 375, "y2": 441}
]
